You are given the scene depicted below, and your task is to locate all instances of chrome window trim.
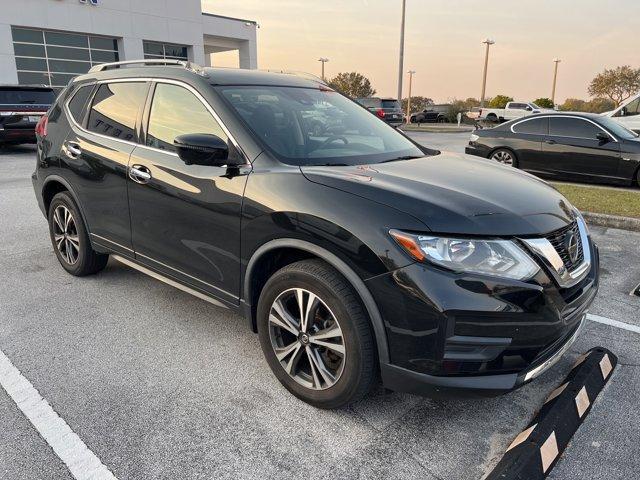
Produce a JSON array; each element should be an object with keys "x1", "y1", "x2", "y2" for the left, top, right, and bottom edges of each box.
[
  {"x1": 511, "y1": 114, "x2": 617, "y2": 142},
  {"x1": 64, "y1": 76, "x2": 249, "y2": 162},
  {"x1": 520, "y1": 216, "x2": 591, "y2": 289}
]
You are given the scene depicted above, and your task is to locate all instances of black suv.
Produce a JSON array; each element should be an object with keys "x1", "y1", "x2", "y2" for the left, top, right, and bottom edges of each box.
[
  {"x1": 32, "y1": 61, "x2": 599, "y2": 409},
  {"x1": 0, "y1": 85, "x2": 55, "y2": 146},
  {"x1": 355, "y1": 97, "x2": 404, "y2": 127}
]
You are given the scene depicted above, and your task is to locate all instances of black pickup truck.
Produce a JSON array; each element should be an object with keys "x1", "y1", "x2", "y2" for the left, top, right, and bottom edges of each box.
[{"x1": 0, "y1": 85, "x2": 56, "y2": 146}]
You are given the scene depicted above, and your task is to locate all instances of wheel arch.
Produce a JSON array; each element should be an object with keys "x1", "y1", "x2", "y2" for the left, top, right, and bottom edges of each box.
[
  {"x1": 243, "y1": 238, "x2": 390, "y2": 364},
  {"x1": 42, "y1": 175, "x2": 92, "y2": 239}
]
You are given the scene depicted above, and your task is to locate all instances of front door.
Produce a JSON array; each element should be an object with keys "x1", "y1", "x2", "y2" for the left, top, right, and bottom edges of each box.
[
  {"x1": 127, "y1": 81, "x2": 248, "y2": 305},
  {"x1": 542, "y1": 116, "x2": 621, "y2": 181}
]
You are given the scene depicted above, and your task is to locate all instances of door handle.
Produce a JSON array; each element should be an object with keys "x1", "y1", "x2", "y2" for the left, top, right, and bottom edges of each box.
[
  {"x1": 65, "y1": 142, "x2": 82, "y2": 158},
  {"x1": 129, "y1": 165, "x2": 152, "y2": 184},
  {"x1": 544, "y1": 139, "x2": 556, "y2": 145}
]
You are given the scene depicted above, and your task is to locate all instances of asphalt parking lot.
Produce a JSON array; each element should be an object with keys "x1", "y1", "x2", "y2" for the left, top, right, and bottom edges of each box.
[{"x1": 1, "y1": 142, "x2": 639, "y2": 480}]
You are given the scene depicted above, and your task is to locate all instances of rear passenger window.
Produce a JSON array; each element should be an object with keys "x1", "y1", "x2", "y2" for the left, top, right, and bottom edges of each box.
[
  {"x1": 67, "y1": 85, "x2": 93, "y2": 125},
  {"x1": 549, "y1": 117, "x2": 601, "y2": 139},
  {"x1": 146, "y1": 83, "x2": 227, "y2": 152},
  {"x1": 87, "y1": 82, "x2": 147, "y2": 142},
  {"x1": 513, "y1": 117, "x2": 547, "y2": 135}
]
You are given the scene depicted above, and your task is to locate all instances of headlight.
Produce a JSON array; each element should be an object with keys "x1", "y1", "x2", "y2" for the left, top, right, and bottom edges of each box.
[
  {"x1": 389, "y1": 230, "x2": 540, "y2": 280},
  {"x1": 469, "y1": 133, "x2": 479, "y2": 142}
]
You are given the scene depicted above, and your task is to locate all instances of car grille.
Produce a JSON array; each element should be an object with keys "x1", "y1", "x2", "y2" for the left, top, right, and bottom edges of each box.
[{"x1": 545, "y1": 221, "x2": 584, "y2": 271}]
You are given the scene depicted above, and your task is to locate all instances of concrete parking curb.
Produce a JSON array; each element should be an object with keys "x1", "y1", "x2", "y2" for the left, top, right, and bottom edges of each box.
[
  {"x1": 582, "y1": 212, "x2": 640, "y2": 232},
  {"x1": 485, "y1": 347, "x2": 617, "y2": 480},
  {"x1": 400, "y1": 125, "x2": 474, "y2": 133}
]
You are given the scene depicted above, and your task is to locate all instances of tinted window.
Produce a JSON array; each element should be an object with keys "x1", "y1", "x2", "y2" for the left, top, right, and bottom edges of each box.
[
  {"x1": 0, "y1": 88, "x2": 55, "y2": 105},
  {"x1": 513, "y1": 117, "x2": 547, "y2": 135},
  {"x1": 357, "y1": 98, "x2": 379, "y2": 109},
  {"x1": 509, "y1": 103, "x2": 526, "y2": 110},
  {"x1": 68, "y1": 85, "x2": 94, "y2": 124},
  {"x1": 549, "y1": 117, "x2": 601, "y2": 139},
  {"x1": 87, "y1": 82, "x2": 147, "y2": 142},
  {"x1": 219, "y1": 86, "x2": 425, "y2": 166},
  {"x1": 598, "y1": 116, "x2": 639, "y2": 140},
  {"x1": 146, "y1": 83, "x2": 227, "y2": 152}
]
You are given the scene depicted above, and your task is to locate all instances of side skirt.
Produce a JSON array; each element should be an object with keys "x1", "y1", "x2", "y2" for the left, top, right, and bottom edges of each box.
[{"x1": 111, "y1": 254, "x2": 231, "y2": 310}]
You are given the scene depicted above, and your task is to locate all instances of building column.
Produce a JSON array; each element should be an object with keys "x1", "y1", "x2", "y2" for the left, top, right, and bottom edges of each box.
[
  {"x1": 0, "y1": 23, "x2": 18, "y2": 84},
  {"x1": 238, "y1": 39, "x2": 257, "y2": 69},
  {"x1": 120, "y1": 37, "x2": 144, "y2": 61}
]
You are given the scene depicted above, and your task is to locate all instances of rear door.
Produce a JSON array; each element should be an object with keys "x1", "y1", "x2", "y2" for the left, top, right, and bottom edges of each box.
[
  {"x1": 542, "y1": 116, "x2": 621, "y2": 181},
  {"x1": 509, "y1": 116, "x2": 548, "y2": 171},
  {"x1": 127, "y1": 81, "x2": 248, "y2": 305},
  {"x1": 63, "y1": 80, "x2": 149, "y2": 254}
]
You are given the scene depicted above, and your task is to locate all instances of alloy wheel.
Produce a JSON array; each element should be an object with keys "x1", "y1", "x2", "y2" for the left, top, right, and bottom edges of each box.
[
  {"x1": 52, "y1": 205, "x2": 80, "y2": 265},
  {"x1": 268, "y1": 288, "x2": 345, "y2": 390},
  {"x1": 491, "y1": 150, "x2": 514, "y2": 166}
]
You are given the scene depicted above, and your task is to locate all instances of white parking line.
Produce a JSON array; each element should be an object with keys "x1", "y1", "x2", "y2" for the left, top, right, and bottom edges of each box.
[
  {"x1": 0, "y1": 349, "x2": 117, "y2": 480},
  {"x1": 587, "y1": 313, "x2": 640, "y2": 334}
]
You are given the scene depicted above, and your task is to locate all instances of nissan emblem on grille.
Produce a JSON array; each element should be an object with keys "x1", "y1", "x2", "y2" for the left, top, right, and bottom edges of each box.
[{"x1": 564, "y1": 231, "x2": 579, "y2": 264}]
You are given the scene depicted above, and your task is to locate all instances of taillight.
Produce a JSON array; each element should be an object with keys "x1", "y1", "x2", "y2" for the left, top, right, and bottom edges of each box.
[
  {"x1": 35, "y1": 114, "x2": 48, "y2": 137},
  {"x1": 376, "y1": 108, "x2": 386, "y2": 119}
]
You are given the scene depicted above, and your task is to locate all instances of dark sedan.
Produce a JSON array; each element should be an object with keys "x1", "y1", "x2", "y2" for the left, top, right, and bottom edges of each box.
[{"x1": 465, "y1": 112, "x2": 640, "y2": 187}]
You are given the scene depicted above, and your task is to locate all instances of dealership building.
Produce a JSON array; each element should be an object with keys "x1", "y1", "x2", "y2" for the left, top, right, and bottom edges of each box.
[{"x1": 0, "y1": 0, "x2": 258, "y2": 89}]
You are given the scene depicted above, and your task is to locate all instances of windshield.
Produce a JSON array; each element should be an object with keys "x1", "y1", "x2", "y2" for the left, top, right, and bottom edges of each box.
[
  {"x1": 529, "y1": 103, "x2": 541, "y2": 109},
  {"x1": 599, "y1": 116, "x2": 639, "y2": 140},
  {"x1": 218, "y1": 86, "x2": 425, "y2": 166},
  {"x1": 0, "y1": 88, "x2": 55, "y2": 105}
]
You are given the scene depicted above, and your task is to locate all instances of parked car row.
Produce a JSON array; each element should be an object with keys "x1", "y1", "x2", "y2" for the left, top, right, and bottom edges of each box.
[{"x1": 466, "y1": 112, "x2": 640, "y2": 187}]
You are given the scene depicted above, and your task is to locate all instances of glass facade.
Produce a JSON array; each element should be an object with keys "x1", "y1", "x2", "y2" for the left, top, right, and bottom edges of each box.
[
  {"x1": 143, "y1": 41, "x2": 189, "y2": 61},
  {"x1": 11, "y1": 27, "x2": 119, "y2": 89}
]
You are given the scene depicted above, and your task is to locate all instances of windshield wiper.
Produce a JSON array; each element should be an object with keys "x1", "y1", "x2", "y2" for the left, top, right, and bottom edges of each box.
[{"x1": 381, "y1": 155, "x2": 422, "y2": 163}]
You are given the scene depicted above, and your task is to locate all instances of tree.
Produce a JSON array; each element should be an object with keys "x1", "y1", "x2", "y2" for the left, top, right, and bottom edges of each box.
[
  {"x1": 488, "y1": 95, "x2": 514, "y2": 109},
  {"x1": 587, "y1": 97, "x2": 616, "y2": 114},
  {"x1": 588, "y1": 66, "x2": 640, "y2": 106},
  {"x1": 447, "y1": 97, "x2": 481, "y2": 122},
  {"x1": 560, "y1": 97, "x2": 616, "y2": 113},
  {"x1": 402, "y1": 96, "x2": 434, "y2": 114},
  {"x1": 559, "y1": 98, "x2": 588, "y2": 112},
  {"x1": 533, "y1": 97, "x2": 555, "y2": 108},
  {"x1": 328, "y1": 72, "x2": 376, "y2": 98}
]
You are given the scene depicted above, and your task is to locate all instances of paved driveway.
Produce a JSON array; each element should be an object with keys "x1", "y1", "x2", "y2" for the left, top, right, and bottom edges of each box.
[{"x1": 1, "y1": 145, "x2": 638, "y2": 479}]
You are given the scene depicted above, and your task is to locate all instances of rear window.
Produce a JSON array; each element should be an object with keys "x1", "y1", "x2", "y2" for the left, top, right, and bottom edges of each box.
[
  {"x1": 87, "y1": 82, "x2": 147, "y2": 142},
  {"x1": 381, "y1": 100, "x2": 400, "y2": 110},
  {"x1": 67, "y1": 85, "x2": 94, "y2": 125},
  {"x1": 356, "y1": 98, "x2": 380, "y2": 109},
  {"x1": 0, "y1": 88, "x2": 55, "y2": 105}
]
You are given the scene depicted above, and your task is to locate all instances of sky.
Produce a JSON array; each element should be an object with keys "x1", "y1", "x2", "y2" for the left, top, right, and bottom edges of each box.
[{"x1": 202, "y1": 0, "x2": 640, "y2": 103}]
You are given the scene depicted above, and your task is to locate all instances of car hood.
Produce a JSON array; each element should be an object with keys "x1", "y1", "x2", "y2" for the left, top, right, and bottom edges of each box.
[{"x1": 301, "y1": 153, "x2": 576, "y2": 236}]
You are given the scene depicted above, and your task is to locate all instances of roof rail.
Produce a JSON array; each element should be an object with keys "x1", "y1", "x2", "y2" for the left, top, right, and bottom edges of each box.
[
  {"x1": 88, "y1": 59, "x2": 207, "y2": 76},
  {"x1": 263, "y1": 69, "x2": 329, "y2": 86}
]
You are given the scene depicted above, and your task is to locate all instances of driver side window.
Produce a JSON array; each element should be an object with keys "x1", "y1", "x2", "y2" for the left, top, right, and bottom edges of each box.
[{"x1": 146, "y1": 83, "x2": 228, "y2": 152}]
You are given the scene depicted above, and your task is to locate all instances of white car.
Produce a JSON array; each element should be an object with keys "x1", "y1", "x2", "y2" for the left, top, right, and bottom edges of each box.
[
  {"x1": 477, "y1": 102, "x2": 553, "y2": 123},
  {"x1": 605, "y1": 93, "x2": 640, "y2": 133}
]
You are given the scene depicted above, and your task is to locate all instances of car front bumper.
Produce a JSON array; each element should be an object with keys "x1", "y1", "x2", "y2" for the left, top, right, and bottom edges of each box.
[{"x1": 367, "y1": 238, "x2": 599, "y2": 398}]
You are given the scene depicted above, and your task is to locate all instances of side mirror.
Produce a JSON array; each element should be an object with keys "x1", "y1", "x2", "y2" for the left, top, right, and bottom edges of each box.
[
  {"x1": 174, "y1": 133, "x2": 234, "y2": 167},
  {"x1": 620, "y1": 107, "x2": 627, "y2": 117},
  {"x1": 525, "y1": 106, "x2": 533, "y2": 111},
  {"x1": 596, "y1": 132, "x2": 611, "y2": 144}
]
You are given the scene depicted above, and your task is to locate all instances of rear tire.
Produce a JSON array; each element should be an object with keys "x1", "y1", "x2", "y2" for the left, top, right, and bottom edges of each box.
[
  {"x1": 257, "y1": 259, "x2": 376, "y2": 409},
  {"x1": 48, "y1": 192, "x2": 109, "y2": 276},
  {"x1": 490, "y1": 148, "x2": 518, "y2": 168}
]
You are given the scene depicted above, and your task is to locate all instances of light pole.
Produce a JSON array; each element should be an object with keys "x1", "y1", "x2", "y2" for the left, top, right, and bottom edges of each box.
[
  {"x1": 406, "y1": 70, "x2": 416, "y2": 124},
  {"x1": 318, "y1": 58, "x2": 329, "y2": 81},
  {"x1": 397, "y1": 0, "x2": 407, "y2": 102},
  {"x1": 480, "y1": 38, "x2": 495, "y2": 108},
  {"x1": 551, "y1": 58, "x2": 561, "y2": 106}
]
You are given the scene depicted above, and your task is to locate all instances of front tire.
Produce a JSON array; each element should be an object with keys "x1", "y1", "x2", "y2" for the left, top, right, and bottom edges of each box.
[
  {"x1": 257, "y1": 259, "x2": 376, "y2": 409},
  {"x1": 48, "y1": 192, "x2": 109, "y2": 276}
]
